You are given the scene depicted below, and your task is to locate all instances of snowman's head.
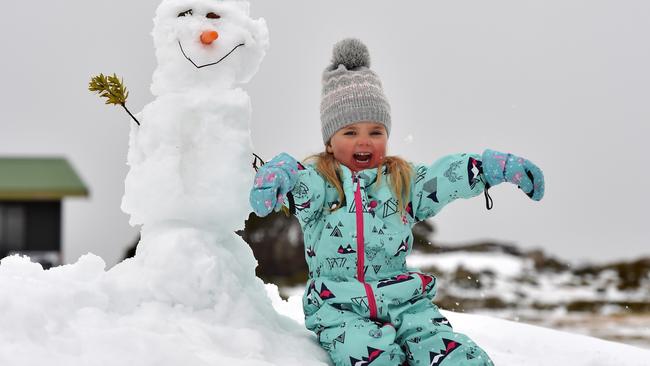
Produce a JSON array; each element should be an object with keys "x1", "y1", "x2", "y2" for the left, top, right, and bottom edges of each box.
[{"x1": 151, "y1": 0, "x2": 269, "y2": 95}]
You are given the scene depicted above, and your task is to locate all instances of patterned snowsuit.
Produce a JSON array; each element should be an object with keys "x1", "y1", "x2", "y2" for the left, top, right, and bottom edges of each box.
[{"x1": 284, "y1": 153, "x2": 494, "y2": 366}]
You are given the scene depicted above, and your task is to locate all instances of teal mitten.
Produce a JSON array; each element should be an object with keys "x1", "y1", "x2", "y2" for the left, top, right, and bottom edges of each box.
[
  {"x1": 249, "y1": 153, "x2": 300, "y2": 217},
  {"x1": 481, "y1": 149, "x2": 545, "y2": 201}
]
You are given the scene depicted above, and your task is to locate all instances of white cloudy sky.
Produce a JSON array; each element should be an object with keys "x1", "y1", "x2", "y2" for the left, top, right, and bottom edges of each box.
[{"x1": 1, "y1": 1, "x2": 648, "y2": 266}]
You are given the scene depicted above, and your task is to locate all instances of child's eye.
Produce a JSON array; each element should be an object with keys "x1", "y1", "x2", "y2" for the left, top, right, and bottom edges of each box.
[
  {"x1": 343, "y1": 131, "x2": 356, "y2": 136},
  {"x1": 371, "y1": 131, "x2": 384, "y2": 135},
  {"x1": 178, "y1": 9, "x2": 193, "y2": 17},
  {"x1": 206, "y1": 12, "x2": 221, "y2": 19}
]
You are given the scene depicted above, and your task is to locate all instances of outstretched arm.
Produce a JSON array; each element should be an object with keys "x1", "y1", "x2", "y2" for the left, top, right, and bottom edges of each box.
[
  {"x1": 410, "y1": 153, "x2": 486, "y2": 222},
  {"x1": 410, "y1": 150, "x2": 545, "y2": 222}
]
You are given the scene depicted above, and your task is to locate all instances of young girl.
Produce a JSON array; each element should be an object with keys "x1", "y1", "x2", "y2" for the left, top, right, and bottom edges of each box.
[{"x1": 250, "y1": 39, "x2": 544, "y2": 366}]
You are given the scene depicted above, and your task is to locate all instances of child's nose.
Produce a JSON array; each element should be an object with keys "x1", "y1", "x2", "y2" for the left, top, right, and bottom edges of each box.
[
  {"x1": 356, "y1": 136, "x2": 371, "y2": 146},
  {"x1": 200, "y1": 30, "x2": 219, "y2": 45}
]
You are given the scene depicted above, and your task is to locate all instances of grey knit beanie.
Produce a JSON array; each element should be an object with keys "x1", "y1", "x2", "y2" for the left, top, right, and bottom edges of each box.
[{"x1": 320, "y1": 38, "x2": 391, "y2": 144}]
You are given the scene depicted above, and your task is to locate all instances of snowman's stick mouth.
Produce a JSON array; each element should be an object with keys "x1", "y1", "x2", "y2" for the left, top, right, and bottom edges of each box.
[{"x1": 178, "y1": 41, "x2": 245, "y2": 69}]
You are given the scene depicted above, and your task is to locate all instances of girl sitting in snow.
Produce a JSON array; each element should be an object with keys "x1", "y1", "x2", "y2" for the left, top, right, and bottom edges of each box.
[{"x1": 250, "y1": 38, "x2": 544, "y2": 366}]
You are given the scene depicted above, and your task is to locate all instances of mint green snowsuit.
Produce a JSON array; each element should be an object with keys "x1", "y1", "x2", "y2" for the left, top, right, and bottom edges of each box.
[{"x1": 285, "y1": 153, "x2": 494, "y2": 366}]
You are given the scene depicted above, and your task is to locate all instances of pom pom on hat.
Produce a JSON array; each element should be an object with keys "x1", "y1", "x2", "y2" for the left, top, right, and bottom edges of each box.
[{"x1": 329, "y1": 38, "x2": 371, "y2": 70}]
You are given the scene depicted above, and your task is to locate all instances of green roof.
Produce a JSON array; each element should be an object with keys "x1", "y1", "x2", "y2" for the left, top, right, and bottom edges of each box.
[{"x1": 0, "y1": 157, "x2": 89, "y2": 200}]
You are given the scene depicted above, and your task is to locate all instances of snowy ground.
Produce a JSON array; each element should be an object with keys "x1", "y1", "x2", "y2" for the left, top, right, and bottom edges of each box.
[
  {"x1": 0, "y1": 253, "x2": 649, "y2": 365},
  {"x1": 482, "y1": 310, "x2": 650, "y2": 350}
]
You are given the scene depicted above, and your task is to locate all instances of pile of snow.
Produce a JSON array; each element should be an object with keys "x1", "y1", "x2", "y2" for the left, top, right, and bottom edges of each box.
[{"x1": 0, "y1": 253, "x2": 328, "y2": 366}]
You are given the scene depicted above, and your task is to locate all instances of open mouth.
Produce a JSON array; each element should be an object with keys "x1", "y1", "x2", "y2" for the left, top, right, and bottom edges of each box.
[
  {"x1": 353, "y1": 152, "x2": 372, "y2": 164},
  {"x1": 178, "y1": 41, "x2": 244, "y2": 69}
]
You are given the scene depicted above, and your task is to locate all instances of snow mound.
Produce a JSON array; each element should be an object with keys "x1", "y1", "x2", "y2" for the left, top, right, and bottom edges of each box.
[{"x1": 0, "y1": 252, "x2": 329, "y2": 366}]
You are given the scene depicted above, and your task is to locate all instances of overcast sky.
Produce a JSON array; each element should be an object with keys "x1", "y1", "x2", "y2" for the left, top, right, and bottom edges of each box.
[{"x1": 1, "y1": 1, "x2": 648, "y2": 267}]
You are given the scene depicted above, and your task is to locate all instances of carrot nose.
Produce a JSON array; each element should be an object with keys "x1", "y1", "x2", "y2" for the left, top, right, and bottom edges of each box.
[{"x1": 200, "y1": 30, "x2": 219, "y2": 45}]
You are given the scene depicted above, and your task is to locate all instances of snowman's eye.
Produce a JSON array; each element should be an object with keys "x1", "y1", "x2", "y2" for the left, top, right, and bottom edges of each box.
[
  {"x1": 206, "y1": 12, "x2": 221, "y2": 19},
  {"x1": 177, "y1": 9, "x2": 193, "y2": 17}
]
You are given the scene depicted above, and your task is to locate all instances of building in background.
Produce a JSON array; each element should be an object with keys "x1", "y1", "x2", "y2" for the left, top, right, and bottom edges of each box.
[{"x1": 0, "y1": 157, "x2": 88, "y2": 268}]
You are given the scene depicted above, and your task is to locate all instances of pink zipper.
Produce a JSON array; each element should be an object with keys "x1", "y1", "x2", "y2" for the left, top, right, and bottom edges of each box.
[{"x1": 354, "y1": 176, "x2": 378, "y2": 319}]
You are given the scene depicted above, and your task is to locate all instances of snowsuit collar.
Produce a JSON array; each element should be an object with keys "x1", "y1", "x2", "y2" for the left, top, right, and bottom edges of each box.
[{"x1": 338, "y1": 164, "x2": 395, "y2": 207}]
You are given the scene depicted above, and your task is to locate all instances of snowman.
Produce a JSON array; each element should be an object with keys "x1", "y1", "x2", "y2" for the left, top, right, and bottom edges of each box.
[
  {"x1": 115, "y1": 0, "x2": 269, "y2": 306},
  {"x1": 111, "y1": 2, "x2": 328, "y2": 362}
]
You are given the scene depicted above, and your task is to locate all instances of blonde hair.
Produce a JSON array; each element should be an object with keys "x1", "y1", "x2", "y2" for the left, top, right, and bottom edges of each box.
[{"x1": 305, "y1": 152, "x2": 413, "y2": 214}]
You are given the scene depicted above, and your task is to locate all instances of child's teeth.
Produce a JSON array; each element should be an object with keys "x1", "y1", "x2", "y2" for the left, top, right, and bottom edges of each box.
[{"x1": 354, "y1": 153, "x2": 371, "y2": 163}]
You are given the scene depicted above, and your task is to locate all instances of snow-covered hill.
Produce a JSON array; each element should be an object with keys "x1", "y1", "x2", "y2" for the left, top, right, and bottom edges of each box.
[{"x1": 407, "y1": 248, "x2": 650, "y2": 311}]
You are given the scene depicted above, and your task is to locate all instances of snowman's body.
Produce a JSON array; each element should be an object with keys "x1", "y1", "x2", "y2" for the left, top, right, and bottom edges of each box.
[{"x1": 124, "y1": 87, "x2": 253, "y2": 231}]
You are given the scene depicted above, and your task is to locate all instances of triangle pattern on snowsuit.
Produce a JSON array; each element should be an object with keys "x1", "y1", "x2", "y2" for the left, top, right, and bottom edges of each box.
[
  {"x1": 415, "y1": 166, "x2": 427, "y2": 184},
  {"x1": 382, "y1": 199, "x2": 398, "y2": 218},
  {"x1": 429, "y1": 338, "x2": 462, "y2": 366},
  {"x1": 326, "y1": 257, "x2": 347, "y2": 270},
  {"x1": 350, "y1": 346, "x2": 384, "y2": 366},
  {"x1": 350, "y1": 296, "x2": 370, "y2": 312},
  {"x1": 317, "y1": 283, "x2": 336, "y2": 300},
  {"x1": 334, "y1": 332, "x2": 346, "y2": 345},
  {"x1": 349, "y1": 200, "x2": 370, "y2": 213},
  {"x1": 338, "y1": 244, "x2": 356, "y2": 254}
]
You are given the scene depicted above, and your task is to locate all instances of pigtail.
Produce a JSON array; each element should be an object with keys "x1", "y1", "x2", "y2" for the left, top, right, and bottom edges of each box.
[
  {"x1": 376, "y1": 156, "x2": 413, "y2": 215},
  {"x1": 305, "y1": 152, "x2": 346, "y2": 211}
]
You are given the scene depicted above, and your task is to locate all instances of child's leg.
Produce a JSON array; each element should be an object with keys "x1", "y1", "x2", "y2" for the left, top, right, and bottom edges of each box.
[
  {"x1": 307, "y1": 304, "x2": 406, "y2": 366},
  {"x1": 389, "y1": 299, "x2": 494, "y2": 366}
]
